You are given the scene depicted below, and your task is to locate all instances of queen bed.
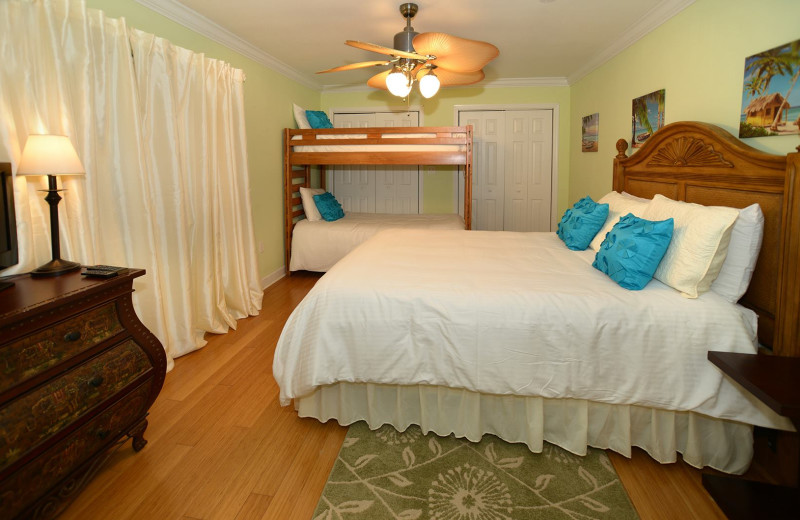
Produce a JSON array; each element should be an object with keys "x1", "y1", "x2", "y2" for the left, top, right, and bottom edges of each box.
[{"x1": 273, "y1": 122, "x2": 800, "y2": 474}]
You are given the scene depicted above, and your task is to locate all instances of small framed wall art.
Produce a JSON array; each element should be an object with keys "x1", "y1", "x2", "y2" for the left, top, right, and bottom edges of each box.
[
  {"x1": 581, "y1": 113, "x2": 599, "y2": 152},
  {"x1": 631, "y1": 89, "x2": 665, "y2": 148}
]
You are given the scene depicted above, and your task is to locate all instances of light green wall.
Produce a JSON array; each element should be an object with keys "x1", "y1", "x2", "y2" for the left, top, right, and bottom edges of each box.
[
  {"x1": 569, "y1": 0, "x2": 800, "y2": 204},
  {"x1": 321, "y1": 87, "x2": 571, "y2": 215},
  {"x1": 85, "y1": 0, "x2": 320, "y2": 279}
]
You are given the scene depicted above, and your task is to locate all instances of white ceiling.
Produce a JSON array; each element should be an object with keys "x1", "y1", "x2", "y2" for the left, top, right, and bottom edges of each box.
[{"x1": 136, "y1": 0, "x2": 694, "y2": 90}]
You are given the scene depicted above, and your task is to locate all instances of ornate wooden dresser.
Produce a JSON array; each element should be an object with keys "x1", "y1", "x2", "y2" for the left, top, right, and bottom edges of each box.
[{"x1": 0, "y1": 269, "x2": 166, "y2": 519}]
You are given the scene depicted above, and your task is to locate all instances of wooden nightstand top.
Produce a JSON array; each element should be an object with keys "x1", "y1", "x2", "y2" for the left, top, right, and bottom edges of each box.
[{"x1": 708, "y1": 351, "x2": 800, "y2": 421}]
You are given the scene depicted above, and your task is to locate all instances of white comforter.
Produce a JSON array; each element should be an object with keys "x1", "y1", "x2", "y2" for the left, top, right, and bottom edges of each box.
[
  {"x1": 274, "y1": 229, "x2": 790, "y2": 429},
  {"x1": 290, "y1": 212, "x2": 464, "y2": 272}
]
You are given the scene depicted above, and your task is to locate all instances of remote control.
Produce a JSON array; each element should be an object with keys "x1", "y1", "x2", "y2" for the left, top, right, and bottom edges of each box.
[
  {"x1": 86, "y1": 265, "x2": 126, "y2": 272},
  {"x1": 82, "y1": 269, "x2": 119, "y2": 278}
]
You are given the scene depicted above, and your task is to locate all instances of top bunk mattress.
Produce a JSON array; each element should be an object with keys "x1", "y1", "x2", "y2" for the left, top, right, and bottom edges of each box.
[{"x1": 290, "y1": 132, "x2": 466, "y2": 153}]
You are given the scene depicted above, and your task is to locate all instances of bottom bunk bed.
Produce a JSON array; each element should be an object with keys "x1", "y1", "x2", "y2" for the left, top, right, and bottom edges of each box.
[
  {"x1": 273, "y1": 122, "x2": 800, "y2": 474},
  {"x1": 290, "y1": 212, "x2": 464, "y2": 272}
]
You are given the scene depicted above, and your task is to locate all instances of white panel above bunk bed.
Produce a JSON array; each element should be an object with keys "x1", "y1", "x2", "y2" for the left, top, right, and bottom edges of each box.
[{"x1": 332, "y1": 111, "x2": 421, "y2": 214}]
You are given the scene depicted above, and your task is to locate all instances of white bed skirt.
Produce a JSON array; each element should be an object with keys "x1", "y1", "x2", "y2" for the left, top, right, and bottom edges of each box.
[{"x1": 295, "y1": 382, "x2": 754, "y2": 475}]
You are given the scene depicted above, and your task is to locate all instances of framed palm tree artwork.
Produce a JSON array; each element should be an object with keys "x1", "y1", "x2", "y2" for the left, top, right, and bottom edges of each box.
[
  {"x1": 581, "y1": 113, "x2": 599, "y2": 152},
  {"x1": 740, "y1": 39, "x2": 800, "y2": 138},
  {"x1": 631, "y1": 89, "x2": 665, "y2": 149}
]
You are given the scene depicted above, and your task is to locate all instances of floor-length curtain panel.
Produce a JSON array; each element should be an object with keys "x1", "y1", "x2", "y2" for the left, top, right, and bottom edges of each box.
[{"x1": 129, "y1": 29, "x2": 262, "y2": 357}]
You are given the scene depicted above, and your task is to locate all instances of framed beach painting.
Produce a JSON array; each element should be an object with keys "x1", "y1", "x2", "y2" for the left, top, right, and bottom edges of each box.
[
  {"x1": 740, "y1": 39, "x2": 800, "y2": 138},
  {"x1": 631, "y1": 89, "x2": 665, "y2": 148},
  {"x1": 581, "y1": 113, "x2": 599, "y2": 152}
]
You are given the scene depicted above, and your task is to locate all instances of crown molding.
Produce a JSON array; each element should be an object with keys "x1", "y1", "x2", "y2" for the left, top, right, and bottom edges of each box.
[
  {"x1": 567, "y1": 0, "x2": 695, "y2": 84},
  {"x1": 482, "y1": 77, "x2": 569, "y2": 88},
  {"x1": 132, "y1": 0, "x2": 319, "y2": 90}
]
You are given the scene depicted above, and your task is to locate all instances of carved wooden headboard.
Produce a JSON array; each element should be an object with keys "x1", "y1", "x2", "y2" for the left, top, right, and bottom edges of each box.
[{"x1": 613, "y1": 121, "x2": 800, "y2": 356}]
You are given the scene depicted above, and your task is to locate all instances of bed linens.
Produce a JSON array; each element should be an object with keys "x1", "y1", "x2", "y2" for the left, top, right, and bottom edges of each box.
[
  {"x1": 274, "y1": 229, "x2": 791, "y2": 431},
  {"x1": 289, "y1": 212, "x2": 464, "y2": 272}
]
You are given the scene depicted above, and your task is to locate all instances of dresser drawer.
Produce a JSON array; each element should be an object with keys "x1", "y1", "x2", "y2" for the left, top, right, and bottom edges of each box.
[
  {"x1": 0, "y1": 302, "x2": 124, "y2": 393},
  {"x1": 0, "y1": 340, "x2": 152, "y2": 470},
  {"x1": 0, "y1": 381, "x2": 152, "y2": 519}
]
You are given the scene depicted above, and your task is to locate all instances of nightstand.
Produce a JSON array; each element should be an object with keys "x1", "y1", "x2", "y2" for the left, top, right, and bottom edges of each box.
[
  {"x1": 0, "y1": 269, "x2": 166, "y2": 519},
  {"x1": 703, "y1": 351, "x2": 800, "y2": 520}
]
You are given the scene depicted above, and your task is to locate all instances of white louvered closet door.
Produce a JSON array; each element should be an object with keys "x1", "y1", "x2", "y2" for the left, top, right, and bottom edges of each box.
[
  {"x1": 462, "y1": 111, "x2": 505, "y2": 231},
  {"x1": 331, "y1": 114, "x2": 374, "y2": 212},
  {"x1": 331, "y1": 111, "x2": 420, "y2": 214},
  {"x1": 504, "y1": 111, "x2": 553, "y2": 232},
  {"x1": 460, "y1": 109, "x2": 553, "y2": 231}
]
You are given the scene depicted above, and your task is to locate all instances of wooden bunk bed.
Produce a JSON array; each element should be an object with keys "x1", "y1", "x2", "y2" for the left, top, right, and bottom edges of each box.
[{"x1": 283, "y1": 126, "x2": 473, "y2": 274}]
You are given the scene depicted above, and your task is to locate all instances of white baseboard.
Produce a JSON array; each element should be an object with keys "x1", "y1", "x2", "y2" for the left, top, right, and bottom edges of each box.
[{"x1": 261, "y1": 266, "x2": 286, "y2": 290}]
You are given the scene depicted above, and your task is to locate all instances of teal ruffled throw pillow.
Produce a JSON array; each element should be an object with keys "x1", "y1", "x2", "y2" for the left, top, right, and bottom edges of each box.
[
  {"x1": 556, "y1": 196, "x2": 610, "y2": 250},
  {"x1": 306, "y1": 110, "x2": 333, "y2": 128},
  {"x1": 593, "y1": 213, "x2": 674, "y2": 290},
  {"x1": 313, "y1": 192, "x2": 344, "y2": 221}
]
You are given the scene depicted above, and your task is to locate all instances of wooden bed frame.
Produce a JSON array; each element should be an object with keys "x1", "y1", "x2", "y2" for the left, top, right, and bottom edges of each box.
[
  {"x1": 283, "y1": 126, "x2": 473, "y2": 274},
  {"x1": 613, "y1": 121, "x2": 800, "y2": 357}
]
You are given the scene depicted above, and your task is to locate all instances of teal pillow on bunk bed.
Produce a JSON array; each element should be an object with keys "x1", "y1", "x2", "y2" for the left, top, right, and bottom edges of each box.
[
  {"x1": 592, "y1": 213, "x2": 674, "y2": 290},
  {"x1": 313, "y1": 192, "x2": 344, "y2": 221},
  {"x1": 556, "y1": 196, "x2": 609, "y2": 250},
  {"x1": 306, "y1": 110, "x2": 333, "y2": 129}
]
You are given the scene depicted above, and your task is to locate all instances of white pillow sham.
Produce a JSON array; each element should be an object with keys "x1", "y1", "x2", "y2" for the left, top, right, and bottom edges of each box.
[
  {"x1": 589, "y1": 191, "x2": 650, "y2": 251},
  {"x1": 710, "y1": 203, "x2": 764, "y2": 303},
  {"x1": 299, "y1": 187, "x2": 324, "y2": 221},
  {"x1": 642, "y1": 194, "x2": 739, "y2": 298},
  {"x1": 293, "y1": 103, "x2": 311, "y2": 129}
]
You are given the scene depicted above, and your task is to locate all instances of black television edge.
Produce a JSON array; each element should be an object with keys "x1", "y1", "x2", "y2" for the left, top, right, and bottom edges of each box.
[{"x1": 0, "y1": 162, "x2": 19, "y2": 271}]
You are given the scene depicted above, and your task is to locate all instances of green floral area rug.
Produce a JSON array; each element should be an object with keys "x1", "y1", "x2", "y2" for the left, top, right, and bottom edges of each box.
[{"x1": 313, "y1": 422, "x2": 639, "y2": 520}]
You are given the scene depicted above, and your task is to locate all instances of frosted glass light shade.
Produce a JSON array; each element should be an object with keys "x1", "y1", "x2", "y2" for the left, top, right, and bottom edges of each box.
[
  {"x1": 18, "y1": 135, "x2": 84, "y2": 176},
  {"x1": 419, "y1": 72, "x2": 440, "y2": 98},
  {"x1": 386, "y1": 70, "x2": 412, "y2": 97}
]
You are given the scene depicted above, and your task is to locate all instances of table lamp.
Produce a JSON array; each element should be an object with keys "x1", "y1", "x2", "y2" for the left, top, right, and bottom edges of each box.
[{"x1": 17, "y1": 134, "x2": 85, "y2": 276}]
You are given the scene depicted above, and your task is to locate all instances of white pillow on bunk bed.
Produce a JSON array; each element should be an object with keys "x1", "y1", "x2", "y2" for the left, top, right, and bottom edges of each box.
[
  {"x1": 589, "y1": 191, "x2": 651, "y2": 252},
  {"x1": 299, "y1": 187, "x2": 325, "y2": 221},
  {"x1": 293, "y1": 104, "x2": 311, "y2": 129}
]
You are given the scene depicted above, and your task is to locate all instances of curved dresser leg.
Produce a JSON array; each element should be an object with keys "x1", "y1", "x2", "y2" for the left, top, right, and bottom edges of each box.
[{"x1": 129, "y1": 419, "x2": 149, "y2": 452}]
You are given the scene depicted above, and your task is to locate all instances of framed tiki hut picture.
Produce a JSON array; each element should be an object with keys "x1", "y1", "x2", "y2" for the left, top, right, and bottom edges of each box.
[{"x1": 740, "y1": 39, "x2": 800, "y2": 138}]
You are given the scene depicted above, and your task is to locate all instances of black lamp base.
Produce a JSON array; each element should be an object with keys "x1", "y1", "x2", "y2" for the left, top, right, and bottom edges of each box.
[{"x1": 30, "y1": 258, "x2": 81, "y2": 277}]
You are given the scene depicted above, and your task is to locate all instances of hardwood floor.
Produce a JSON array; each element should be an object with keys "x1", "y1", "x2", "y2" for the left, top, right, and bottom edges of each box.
[{"x1": 61, "y1": 271, "x2": 727, "y2": 520}]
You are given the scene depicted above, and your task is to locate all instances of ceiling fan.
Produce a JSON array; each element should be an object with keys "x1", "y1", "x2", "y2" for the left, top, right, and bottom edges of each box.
[{"x1": 317, "y1": 3, "x2": 499, "y2": 98}]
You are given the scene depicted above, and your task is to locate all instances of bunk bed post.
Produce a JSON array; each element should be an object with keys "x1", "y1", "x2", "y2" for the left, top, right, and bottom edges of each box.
[
  {"x1": 464, "y1": 125, "x2": 473, "y2": 230},
  {"x1": 283, "y1": 129, "x2": 292, "y2": 276},
  {"x1": 320, "y1": 166, "x2": 326, "y2": 191}
]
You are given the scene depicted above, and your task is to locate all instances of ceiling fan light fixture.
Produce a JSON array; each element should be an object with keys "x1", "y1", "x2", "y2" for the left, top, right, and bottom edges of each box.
[
  {"x1": 386, "y1": 67, "x2": 412, "y2": 97},
  {"x1": 419, "y1": 70, "x2": 440, "y2": 98}
]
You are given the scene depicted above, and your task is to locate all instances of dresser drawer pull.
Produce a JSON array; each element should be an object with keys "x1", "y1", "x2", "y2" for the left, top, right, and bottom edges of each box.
[
  {"x1": 88, "y1": 375, "x2": 104, "y2": 387},
  {"x1": 96, "y1": 429, "x2": 110, "y2": 440},
  {"x1": 64, "y1": 331, "x2": 82, "y2": 342}
]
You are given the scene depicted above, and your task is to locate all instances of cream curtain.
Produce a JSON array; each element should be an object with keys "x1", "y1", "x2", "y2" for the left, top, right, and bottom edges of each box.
[{"x1": 0, "y1": 0, "x2": 262, "y2": 368}]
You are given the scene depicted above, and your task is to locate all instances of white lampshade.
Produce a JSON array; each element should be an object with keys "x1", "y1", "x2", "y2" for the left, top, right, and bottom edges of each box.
[
  {"x1": 419, "y1": 71, "x2": 441, "y2": 98},
  {"x1": 386, "y1": 69, "x2": 412, "y2": 98},
  {"x1": 18, "y1": 134, "x2": 84, "y2": 176}
]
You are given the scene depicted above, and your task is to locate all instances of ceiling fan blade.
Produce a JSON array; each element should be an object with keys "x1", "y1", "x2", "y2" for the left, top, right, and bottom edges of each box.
[
  {"x1": 367, "y1": 70, "x2": 391, "y2": 90},
  {"x1": 413, "y1": 32, "x2": 499, "y2": 73},
  {"x1": 346, "y1": 40, "x2": 424, "y2": 61},
  {"x1": 317, "y1": 61, "x2": 391, "y2": 74},
  {"x1": 434, "y1": 68, "x2": 485, "y2": 87}
]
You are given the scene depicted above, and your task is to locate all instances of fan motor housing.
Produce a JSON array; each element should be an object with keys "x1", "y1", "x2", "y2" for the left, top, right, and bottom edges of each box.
[{"x1": 394, "y1": 3, "x2": 419, "y2": 52}]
